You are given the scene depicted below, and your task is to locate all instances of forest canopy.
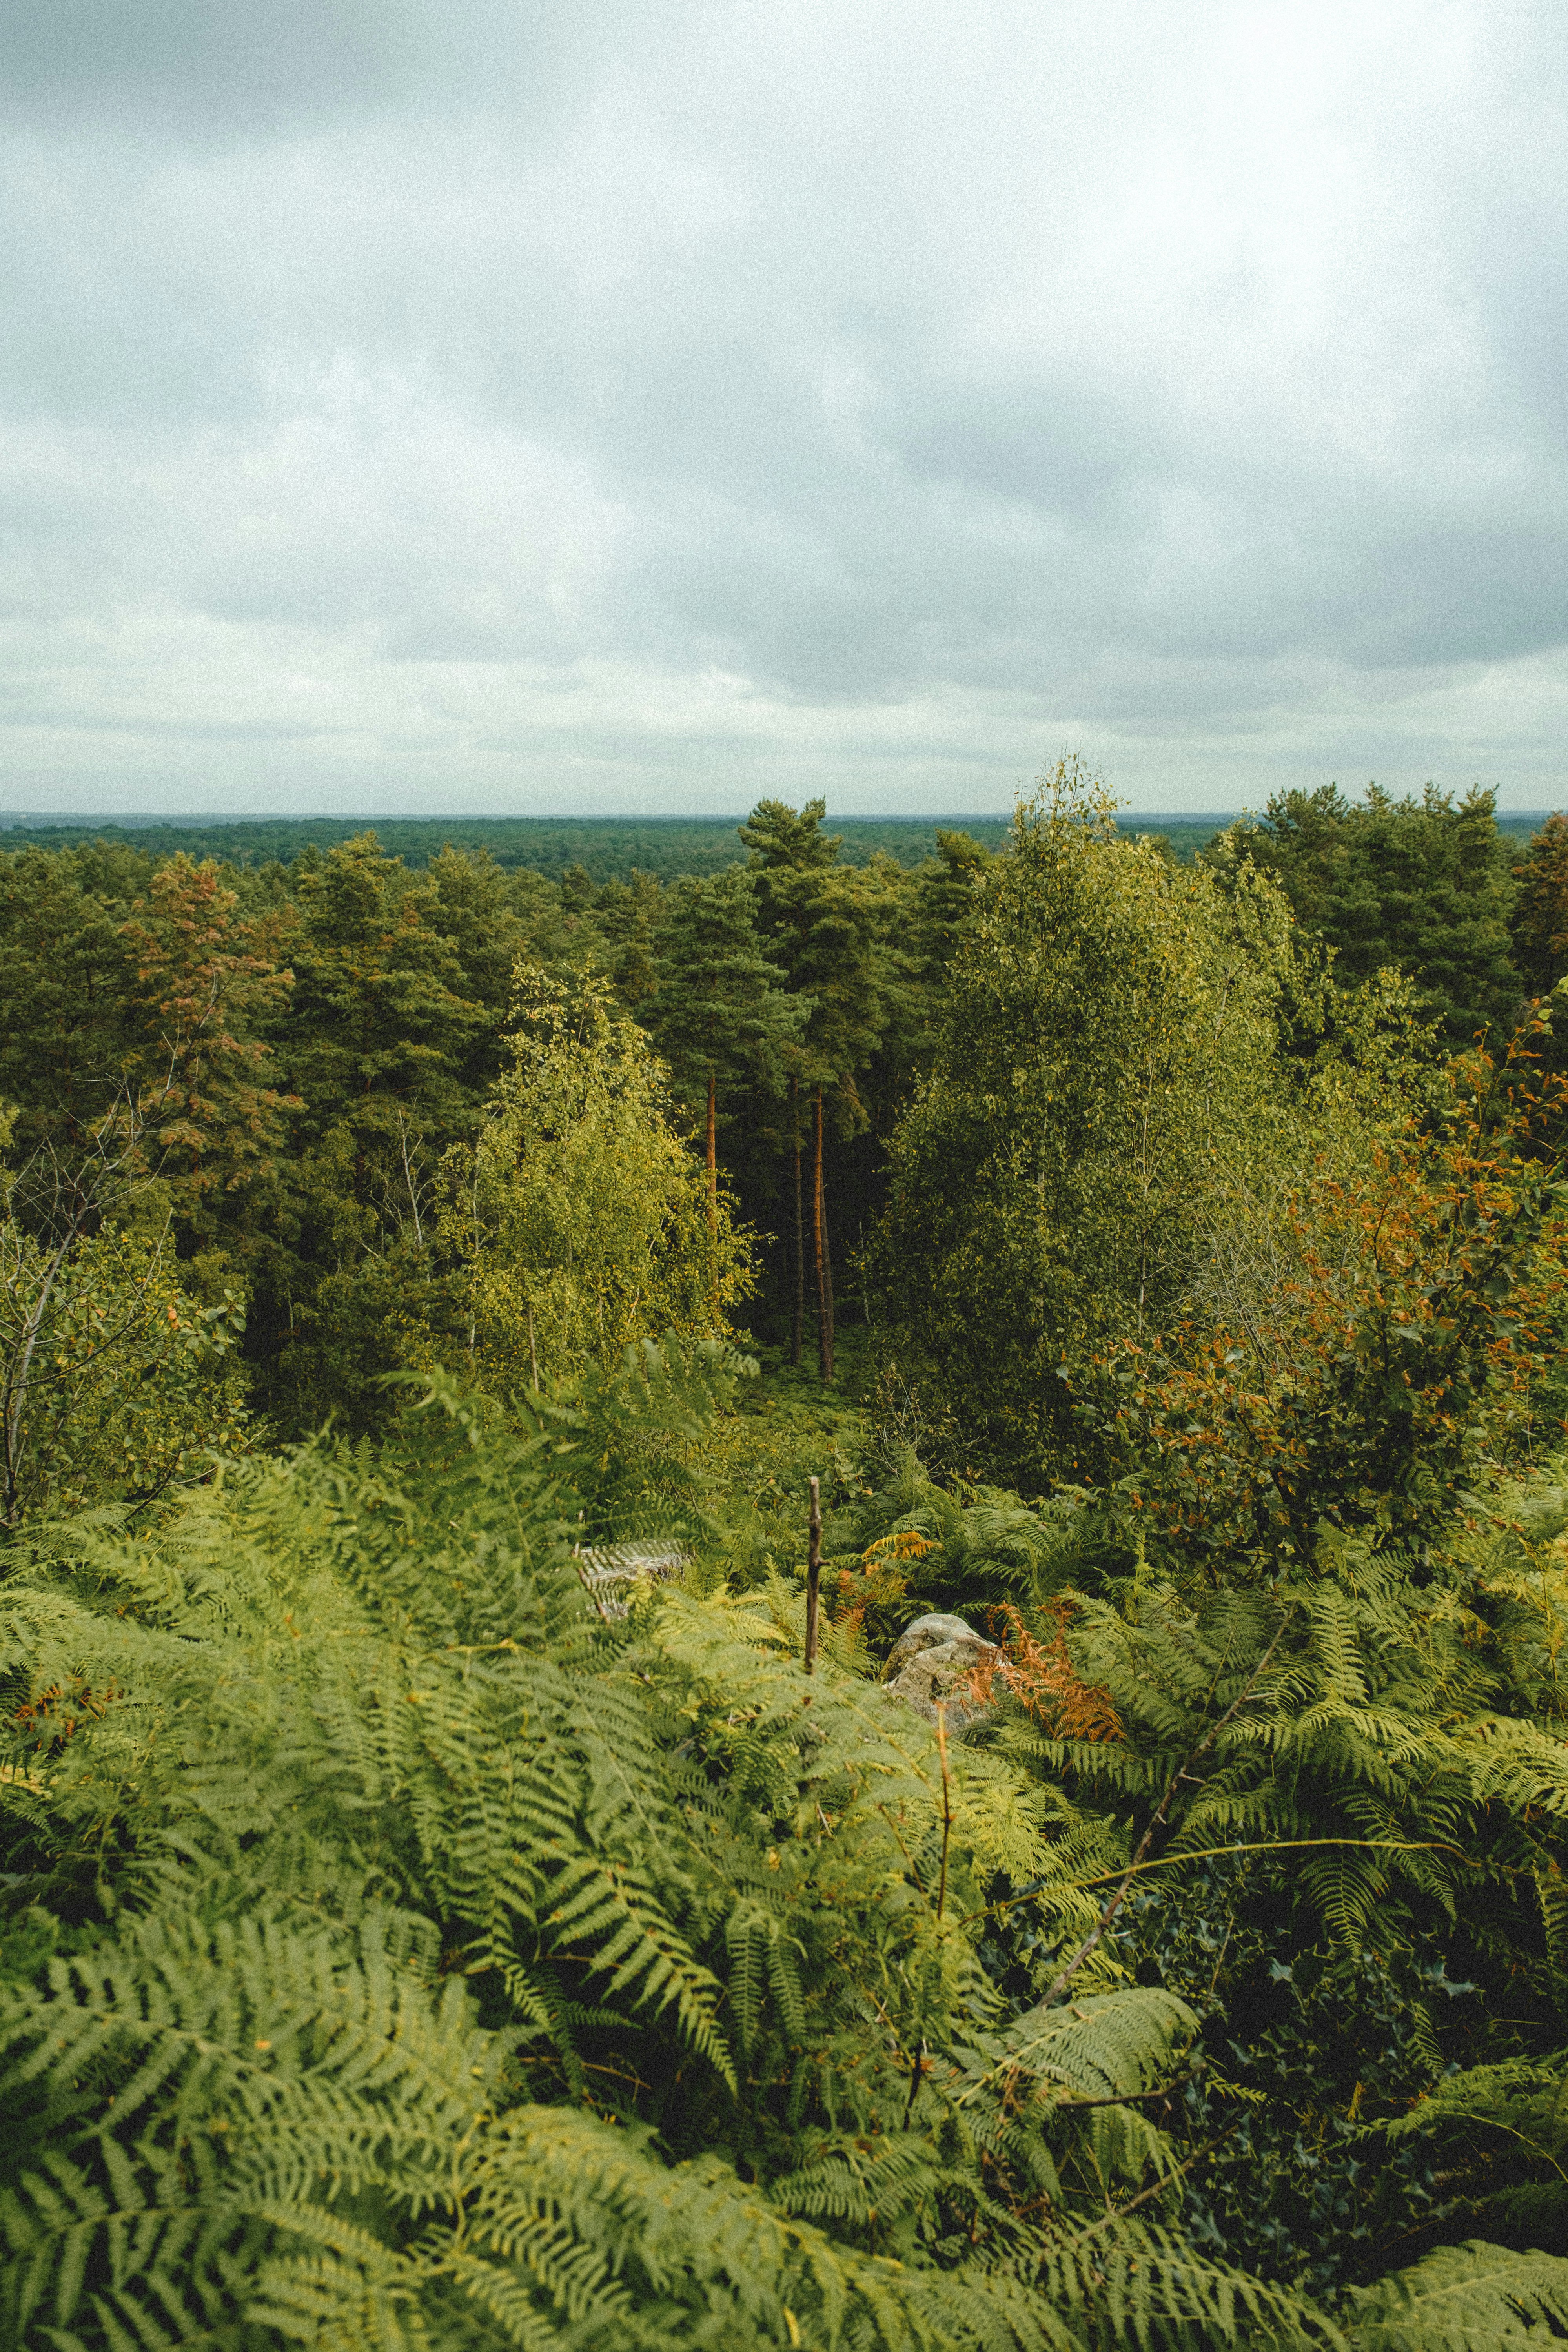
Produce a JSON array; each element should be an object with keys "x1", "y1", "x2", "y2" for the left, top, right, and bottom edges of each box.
[{"x1": 3, "y1": 769, "x2": 1568, "y2": 2350}]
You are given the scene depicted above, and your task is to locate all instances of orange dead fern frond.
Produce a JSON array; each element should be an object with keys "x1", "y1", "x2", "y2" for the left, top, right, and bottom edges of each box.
[
  {"x1": 981, "y1": 1602, "x2": 1123, "y2": 1741},
  {"x1": 865, "y1": 1531, "x2": 936, "y2": 1564},
  {"x1": 832, "y1": 1531, "x2": 933, "y2": 1640},
  {"x1": 14, "y1": 1677, "x2": 122, "y2": 1756}
]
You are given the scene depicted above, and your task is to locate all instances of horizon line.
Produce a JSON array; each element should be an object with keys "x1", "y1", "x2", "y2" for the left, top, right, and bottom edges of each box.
[{"x1": 1, "y1": 805, "x2": 1556, "y2": 828}]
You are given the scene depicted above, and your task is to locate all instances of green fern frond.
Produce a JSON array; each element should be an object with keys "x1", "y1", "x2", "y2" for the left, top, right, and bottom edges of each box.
[{"x1": 1342, "y1": 2239, "x2": 1568, "y2": 2350}]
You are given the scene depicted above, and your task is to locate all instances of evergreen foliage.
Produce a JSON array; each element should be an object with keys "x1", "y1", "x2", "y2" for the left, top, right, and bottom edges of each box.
[
  {"x1": 1510, "y1": 811, "x2": 1568, "y2": 992},
  {"x1": 1229, "y1": 786, "x2": 1519, "y2": 1044},
  {"x1": 644, "y1": 868, "x2": 806, "y2": 1195}
]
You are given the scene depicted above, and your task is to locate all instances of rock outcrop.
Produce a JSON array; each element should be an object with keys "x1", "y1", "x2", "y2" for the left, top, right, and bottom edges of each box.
[{"x1": 881, "y1": 1611, "x2": 1000, "y2": 1729}]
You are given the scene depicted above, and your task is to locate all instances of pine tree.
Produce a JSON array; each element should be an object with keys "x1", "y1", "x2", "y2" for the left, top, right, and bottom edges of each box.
[
  {"x1": 0, "y1": 843, "x2": 149, "y2": 1164},
  {"x1": 736, "y1": 795, "x2": 842, "y2": 874},
  {"x1": 593, "y1": 869, "x2": 666, "y2": 1013},
  {"x1": 1234, "y1": 783, "x2": 1521, "y2": 1043},
  {"x1": 117, "y1": 853, "x2": 298, "y2": 1233},
  {"x1": 1511, "y1": 811, "x2": 1568, "y2": 991},
  {"x1": 284, "y1": 832, "x2": 486, "y2": 1155},
  {"x1": 644, "y1": 869, "x2": 805, "y2": 1236},
  {"x1": 259, "y1": 834, "x2": 488, "y2": 1430},
  {"x1": 739, "y1": 803, "x2": 885, "y2": 1381},
  {"x1": 913, "y1": 829, "x2": 993, "y2": 1002}
]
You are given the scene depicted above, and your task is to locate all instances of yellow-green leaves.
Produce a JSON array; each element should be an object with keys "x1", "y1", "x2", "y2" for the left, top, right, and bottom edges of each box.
[
  {"x1": 875, "y1": 759, "x2": 1303, "y2": 1484},
  {"x1": 444, "y1": 962, "x2": 754, "y2": 1392}
]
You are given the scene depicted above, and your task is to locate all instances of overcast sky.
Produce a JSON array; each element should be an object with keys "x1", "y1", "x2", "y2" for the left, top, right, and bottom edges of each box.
[{"x1": 2, "y1": 1, "x2": 1566, "y2": 818}]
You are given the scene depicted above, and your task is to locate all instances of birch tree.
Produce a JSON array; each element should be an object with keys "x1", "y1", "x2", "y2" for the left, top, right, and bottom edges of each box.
[{"x1": 874, "y1": 762, "x2": 1298, "y2": 1481}]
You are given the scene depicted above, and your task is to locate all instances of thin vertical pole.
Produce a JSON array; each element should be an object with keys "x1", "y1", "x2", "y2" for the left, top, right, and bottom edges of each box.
[
  {"x1": 934, "y1": 1703, "x2": 952, "y2": 1919},
  {"x1": 805, "y1": 1474, "x2": 821, "y2": 1673}
]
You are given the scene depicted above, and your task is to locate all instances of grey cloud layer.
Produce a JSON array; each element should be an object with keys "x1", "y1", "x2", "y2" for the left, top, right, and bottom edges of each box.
[{"x1": 3, "y1": 0, "x2": 1566, "y2": 814}]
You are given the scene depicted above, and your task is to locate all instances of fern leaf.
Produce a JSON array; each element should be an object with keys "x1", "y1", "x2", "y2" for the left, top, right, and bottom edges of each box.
[{"x1": 1343, "y1": 2239, "x2": 1568, "y2": 2350}]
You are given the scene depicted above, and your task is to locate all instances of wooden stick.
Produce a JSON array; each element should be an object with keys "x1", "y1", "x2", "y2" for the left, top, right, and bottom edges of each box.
[{"x1": 805, "y1": 1475, "x2": 821, "y2": 1672}]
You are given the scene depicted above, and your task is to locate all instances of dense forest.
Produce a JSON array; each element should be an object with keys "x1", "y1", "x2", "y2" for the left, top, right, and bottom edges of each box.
[
  {"x1": 0, "y1": 803, "x2": 1542, "y2": 886},
  {"x1": 3, "y1": 768, "x2": 1568, "y2": 2348},
  {"x1": 0, "y1": 812, "x2": 1024, "y2": 886}
]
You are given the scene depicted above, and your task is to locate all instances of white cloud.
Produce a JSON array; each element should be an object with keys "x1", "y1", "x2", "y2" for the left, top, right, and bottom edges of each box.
[{"x1": 2, "y1": 0, "x2": 1566, "y2": 815}]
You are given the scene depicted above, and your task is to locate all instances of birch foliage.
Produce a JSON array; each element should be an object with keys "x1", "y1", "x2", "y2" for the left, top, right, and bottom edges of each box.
[
  {"x1": 446, "y1": 965, "x2": 752, "y2": 1391},
  {"x1": 876, "y1": 763, "x2": 1300, "y2": 1483}
]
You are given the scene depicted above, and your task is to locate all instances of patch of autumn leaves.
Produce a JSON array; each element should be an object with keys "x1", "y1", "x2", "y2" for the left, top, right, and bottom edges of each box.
[
  {"x1": 834, "y1": 1534, "x2": 1120, "y2": 1740},
  {"x1": 971, "y1": 1602, "x2": 1123, "y2": 1742},
  {"x1": 1091, "y1": 1032, "x2": 1568, "y2": 1572},
  {"x1": 831, "y1": 1527, "x2": 933, "y2": 1643},
  {"x1": 13, "y1": 1674, "x2": 120, "y2": 1760}
]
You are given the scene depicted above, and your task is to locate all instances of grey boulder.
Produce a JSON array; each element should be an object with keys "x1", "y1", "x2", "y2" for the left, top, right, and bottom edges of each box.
[{"x1": 881, "y1": 1611, "x2": 1001, "y2": 1730}]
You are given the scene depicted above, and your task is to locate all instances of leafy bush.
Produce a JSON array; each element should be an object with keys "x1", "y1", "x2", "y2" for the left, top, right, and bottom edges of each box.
[{"x1": 0, "y1": 1215, "x2": 248, "y2": 1528}]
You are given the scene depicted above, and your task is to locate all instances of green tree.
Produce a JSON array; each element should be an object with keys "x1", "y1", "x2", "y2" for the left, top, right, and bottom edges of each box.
[
  {"x1": 258, "y1": 835, "x2": 488, "y2": 1429},
  {"x1": 445, "y1": 966, "x2": 753, "y2": 1392},
  {"x1": 740, "y1": 800, "x2": 886, "y2": 1379},
  {"x1": 592, "y1": 868, "x2": 666, "y2": 1013},
  {"x1": 418, "y1": 844, "x2": 535, "y2": 1022},
  {"x1": 283, "y1": 832, "x2": 486, "y2": 1158},
  {"x1": 0, "y1": 1208, "x2": 247, "y2": 1526},
  {"x1": 875, "y1": 763, "x2": 1298, "y2": 1484},
  {"x1": 116, "y1": 853, "x2": 298, "y2": 1238},
  {"x1": 1510, "y1": 811, "x2": 1568, "y2": 992},
  {"x1": 0, "y1": 843, "x2": 150, "y2": 1162},
  {"x1": 644, "y1": 868, "x2": 806, "y2": 1231},
  {"x1": 1233, "y1": 783, "x2": 1520, "y2": 1043},
  {"x1": 736, "y1": 794, "x2": 842, "y2": 876},
  {"x1": 1085, "y1": 1031, "x2": 1568, "y2": 1579},
  {"x1": 912, "y1": 828, "x2": 994, "y2": 1002}
]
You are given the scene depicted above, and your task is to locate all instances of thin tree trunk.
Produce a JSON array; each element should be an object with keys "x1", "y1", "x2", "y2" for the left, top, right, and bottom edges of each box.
[
  {"x1": 705, "y1": 1066, "x2": 717, "y2": 1237},
  {"x1": 791, "y1": 1076, "x2": 804, "y2": 1367},
  {"x1": 805, "y1": 1474, "x2": 821, "y2": 1672},
  {"x1": 813, "y1": 1085, "x2": 833, "y2": 1385},
  {"x1": 3, "y1": 1237, "x2": 70, "y2": 1529},
  {"x1": 821, "y1": 1163, "x2": 835, "y2": 1383}
]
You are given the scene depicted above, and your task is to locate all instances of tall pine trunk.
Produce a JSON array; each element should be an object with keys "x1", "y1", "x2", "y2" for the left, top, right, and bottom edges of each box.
[
  {"x1": 705, "y1": 1066, "x2": 717, "y2": 1236},
  {"x1": 790, "y1": 1075, "x2": 804, "y2": 1367},
  {"x1": 821, "y1": 1171, "x2": 835, "y2": 1375},
  {"x1": 813, "y1": 1084, "x2": 834, "y2": 1384}
]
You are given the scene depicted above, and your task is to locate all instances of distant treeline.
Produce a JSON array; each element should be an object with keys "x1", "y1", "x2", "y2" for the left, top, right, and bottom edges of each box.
[
  {"x1": 0, "y1": 811, "x2": 1024, "y2": 881},
  {"x1": 7, "y1": 805, "x2": 1535, "y2": 880}
]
